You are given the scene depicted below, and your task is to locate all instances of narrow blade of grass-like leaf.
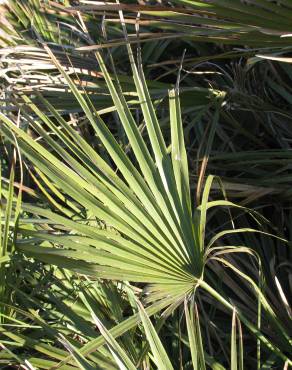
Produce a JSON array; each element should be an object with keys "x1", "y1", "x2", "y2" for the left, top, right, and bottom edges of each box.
[
  {"x1": 137, "y1": 300, "x2": 174, "y2": 370},
  {"x1": 231, "y1": 309, "x2": 237, "y2": 370}
]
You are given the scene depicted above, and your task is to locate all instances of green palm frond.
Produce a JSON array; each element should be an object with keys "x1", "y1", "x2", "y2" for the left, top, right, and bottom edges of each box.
[
  {"x1": 1, "y1": 37, "x2": 291, "y2": 366},
  {"x1": 72, "y1": 0, "x2": 292, "y2": 50},
  {"x1": 1, "y1": 1, "x2": 292, "y2": 369}
]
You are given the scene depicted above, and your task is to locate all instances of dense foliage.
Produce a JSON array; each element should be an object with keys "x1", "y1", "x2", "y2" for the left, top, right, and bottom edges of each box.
[{"x1": 0, "y1": 1, "x2": 291, "y2": 369}]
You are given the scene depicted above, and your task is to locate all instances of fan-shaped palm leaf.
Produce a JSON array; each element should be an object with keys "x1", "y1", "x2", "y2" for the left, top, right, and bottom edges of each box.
[{"x1": 1, "y1": 37, "x2": 291, "y2": 365}]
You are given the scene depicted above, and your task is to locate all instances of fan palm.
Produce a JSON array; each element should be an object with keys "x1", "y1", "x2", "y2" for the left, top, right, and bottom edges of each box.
[{"x1": 1, "y1": 21, "x2": 291, "y2": 366}]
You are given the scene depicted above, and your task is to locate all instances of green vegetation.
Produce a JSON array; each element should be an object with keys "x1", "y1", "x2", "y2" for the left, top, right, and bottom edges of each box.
[{"x1": 0, "y1": 1, "x2": 291, "y2": 369}]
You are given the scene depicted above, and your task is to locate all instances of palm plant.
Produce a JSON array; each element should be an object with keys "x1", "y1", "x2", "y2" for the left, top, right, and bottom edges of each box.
[
  {"x1": 1, "y1": 1, "x2": 292, "y2": 368},
  {"x1": 1, "y1": 23, "x2": 291, "y2": 367}
]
